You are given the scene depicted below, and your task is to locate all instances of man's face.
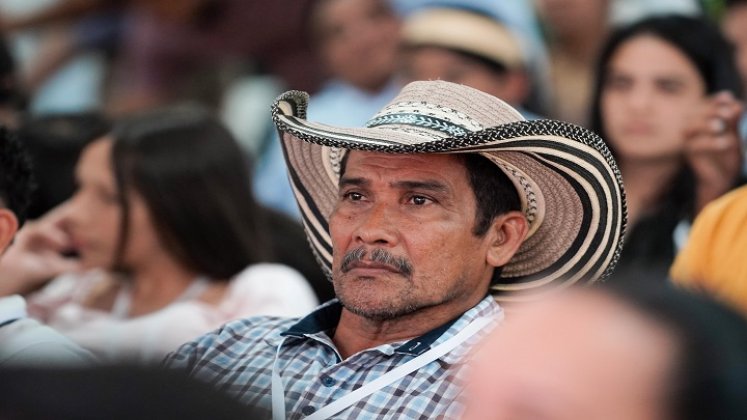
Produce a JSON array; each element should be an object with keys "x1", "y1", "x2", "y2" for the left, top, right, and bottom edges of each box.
[
  {"x1": 315, "y1": 0, "x2": 401, "y2": 91},
  {"x1": 329, "y1": 151, "x2": 496, "y2": 320},
  {"x1": 463, "y1": 290, "x2": 677, "y2": 420},
  {"x1": 401, "y1": 47, "x2": 512, "y2": 103}
]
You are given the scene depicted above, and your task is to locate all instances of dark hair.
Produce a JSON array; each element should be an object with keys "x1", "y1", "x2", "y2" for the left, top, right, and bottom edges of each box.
[
  {"x1": 461, "y1": 154, "x2": 521, "y2": 235},
  {"x1": 599, "y1": 280, "x2": 747, "y2": 420},
  {"x1": 110, "y1": 104, "x2": 270, "y2": 280},
  {"x1": 18, "y1": 112, "x2": 111, "y2": 219},
  {"x1": 464, "y1": 154, "x2": 521, "y2": 284},
  {"x1": 591, "y1": 15, "x2": 743, "y2": 138},
  {"x1": 588, "y1": 15, "x2": 743, "y2": 271},
  {"x1": 0, "y1": 127, "x2": 34, "y2": 226},
  {"x1": 726, "y1": 0, "x2": 747, "y2": 8},
  {"x1": 0, "y1": 36, "x2": 24, "y2": 109}
]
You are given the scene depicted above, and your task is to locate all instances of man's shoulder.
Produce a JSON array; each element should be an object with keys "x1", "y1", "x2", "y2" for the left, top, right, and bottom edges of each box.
[
  {"x1": 164, "y1": 315, "x2": 298, "y2": 371},
  {"x1": 0, "y1": 318, "x2": 96, "y2": 366},
  {"x1": 217, "y1": 315, "x2": 298, "y2": 341},
  {"x1": 192, "y1": 314, "x2": 298, "y2": 350}
]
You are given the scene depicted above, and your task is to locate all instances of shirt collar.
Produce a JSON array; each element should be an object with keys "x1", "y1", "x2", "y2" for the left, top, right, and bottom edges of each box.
[
  {"x1": 0, "y1": 295, "x2": 28, "y2": 326},
  {"x1": 281, "y1": 299, "x2": 342, "y2": 338},
  {"x1": 280, "y1": 295, "x2": 502, "y2": 358}
]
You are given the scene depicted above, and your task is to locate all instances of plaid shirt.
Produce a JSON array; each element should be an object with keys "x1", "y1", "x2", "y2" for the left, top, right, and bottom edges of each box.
[{"x1": 165, "y1": 295, "x2": 502, "y2": 419}]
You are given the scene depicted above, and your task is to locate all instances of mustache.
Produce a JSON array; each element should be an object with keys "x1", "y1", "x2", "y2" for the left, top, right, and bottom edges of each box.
[{"x1": 340, "y1": 247, "x2": 413, "y2": 278}]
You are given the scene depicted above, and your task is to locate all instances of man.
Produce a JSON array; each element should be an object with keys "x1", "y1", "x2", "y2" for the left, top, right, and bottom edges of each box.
[
  {"x1": 0, "y1": 127, "x2": 94, "y2": 365},
  {"x1": 463, "y1": 281, "x2": 747, "y2": 420},
  {"x1": 400, "y1": 7, "x2": 539, "y2": 119},
  {"x1": 166, "y1": 80, "x2": 626, "y2": 418}
]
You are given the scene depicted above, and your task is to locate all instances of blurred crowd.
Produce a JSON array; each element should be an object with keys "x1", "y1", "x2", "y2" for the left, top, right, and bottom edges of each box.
[{"x1": 1, "y1": 0, "x2": 747, "y2": 419}]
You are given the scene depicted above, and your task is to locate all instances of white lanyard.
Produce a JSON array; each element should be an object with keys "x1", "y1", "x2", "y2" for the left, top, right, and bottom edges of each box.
[{"x1": 271, "y1": 315, "x2": 495, "y2": 420}]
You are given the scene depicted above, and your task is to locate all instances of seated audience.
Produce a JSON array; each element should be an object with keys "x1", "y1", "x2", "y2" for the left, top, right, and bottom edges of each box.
[
  {"x1": 165, "y1": 80, "x2": 626, "y2": 418},
  {"x1": 464, "y1": 281, "x2": 747, "y2": 420},
  {"x1": 589, "y1": 15, "x2": 744, "y2": 278},
  {"x1": 0, "y1": 105, "x2": 317, "y2": 362},
  {"x1": 0, "y1": 127, "x2": 94, "y2": 366}
]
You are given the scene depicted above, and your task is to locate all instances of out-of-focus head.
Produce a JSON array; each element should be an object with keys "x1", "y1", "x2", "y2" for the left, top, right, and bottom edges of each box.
[
  {"x1": 310, "y1": 0, "x2": 401, "y2": 92},
  {"x1": 534, "y1": 0, "x2": 610, "y2": 39},
  {"x1": 463, "y1": 282, "x2": 747, "y2": 420},
  {"x1": 64, "y1": 105, "x2": 268, "y2": 279},
  {"x1": 590, "y1": 15, "x2": 742, "y2": 161},
  {"x1": 400, "y1": 7, "x2": 529, "y2": 105},
  {"x1": 723, "y1": 0, "x2": 747, "y2": 93},
  {"x1": 0, "y1": 128, "x2": 33, "y2": 254}
]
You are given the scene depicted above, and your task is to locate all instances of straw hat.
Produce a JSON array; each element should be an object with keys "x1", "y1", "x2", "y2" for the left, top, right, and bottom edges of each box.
[
  {"x1": 272, "y1": 80, "x2": 626, "y2": 298},
  {"x1": 402, "y1": 7, "x2": 525, "y2": 70}
]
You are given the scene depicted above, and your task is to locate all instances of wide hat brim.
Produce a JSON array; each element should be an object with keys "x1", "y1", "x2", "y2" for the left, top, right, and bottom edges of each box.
[{"x1": 272, "y1": 81, "x2": 626, "y2": 300}]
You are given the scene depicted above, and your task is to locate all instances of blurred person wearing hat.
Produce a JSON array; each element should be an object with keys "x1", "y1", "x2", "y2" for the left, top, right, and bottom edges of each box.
[
  {"x1": 463, "y1": 280, "x2": 747, "y2": 420},
  {"x1": 400, "y1": 7, "x2": 539, "y2": 120},
  {"x1": 166, "y1": 80, "x2": 626, "y2": 419}
]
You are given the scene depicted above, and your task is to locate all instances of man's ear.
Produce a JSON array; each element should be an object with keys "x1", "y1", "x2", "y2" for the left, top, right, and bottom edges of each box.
[
  {"x1": 0, "y1": 208, "x2": 19, "y2": 254},
  {"x1": 485, "y1": 211, "x2": 528, "y2": 268}
]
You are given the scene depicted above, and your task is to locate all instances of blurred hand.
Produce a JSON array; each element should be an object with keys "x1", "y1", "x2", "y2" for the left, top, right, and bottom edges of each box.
[
  {"x1": 684, "y1": 91, "x2": 744, "y2": 213},
  {"x1": 0, "y1": 203, "x2": 81, "y2": 296}
]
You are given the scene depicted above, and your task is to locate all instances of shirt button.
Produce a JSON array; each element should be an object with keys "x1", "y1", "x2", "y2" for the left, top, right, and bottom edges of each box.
[
  {"x1": 302, "y1": 405, "x2": 316, "y2": 416},
  {"x1": 321, "y1": 375, "x2": 336, "y2": 387}
]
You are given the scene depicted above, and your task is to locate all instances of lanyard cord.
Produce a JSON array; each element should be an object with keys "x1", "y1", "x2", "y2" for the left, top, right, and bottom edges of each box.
[{"x1": 271, "y1": 315, "x2": 495, "y2": 420}]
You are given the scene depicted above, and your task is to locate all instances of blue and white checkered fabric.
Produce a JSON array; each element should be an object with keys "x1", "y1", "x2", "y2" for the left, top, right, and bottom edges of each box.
[{"x1": 165, "y1": 295, "x2": 501, "y2": 419}]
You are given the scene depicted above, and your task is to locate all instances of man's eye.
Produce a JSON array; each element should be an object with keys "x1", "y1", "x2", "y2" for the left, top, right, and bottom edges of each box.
[
  {"x1": 410, "y1": 195, "x2": 430, "y2": 205},
  {"x1": 344, "y1": 192, "x2": 363, "y2": 201}
]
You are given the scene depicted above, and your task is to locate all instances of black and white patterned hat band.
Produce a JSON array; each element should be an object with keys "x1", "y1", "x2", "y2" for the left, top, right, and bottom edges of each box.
[{"x1": 272, "y1": 80, "x2": 626, "y2": 299}]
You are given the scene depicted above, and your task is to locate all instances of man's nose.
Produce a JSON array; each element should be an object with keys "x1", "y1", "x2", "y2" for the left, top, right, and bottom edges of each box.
[{"x1": 353, "y1": 202, "x2": 399, "y2": 246}]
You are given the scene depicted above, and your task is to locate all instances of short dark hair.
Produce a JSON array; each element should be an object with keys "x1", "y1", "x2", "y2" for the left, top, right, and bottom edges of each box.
[
  {"x1": 0, "y1": 127, "x2": 34, "y2": 226},
  {"x1": 110, "y1": 104, "x2": 270, "y2": 280},
  {"x1": 599, "y1": 279, "x2": 747, "y2": 420},
  {"x1": 461, "y1": 153, "x2": 521, "y2": 236}
]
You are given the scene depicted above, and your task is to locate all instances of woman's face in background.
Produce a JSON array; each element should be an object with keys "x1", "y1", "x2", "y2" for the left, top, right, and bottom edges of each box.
[
  {"x1": 601, "y1": 35, "x2": 706, "y2": 161},
  {"x1": 63, "y1": 138, "x2": 163, "y2": 271}
]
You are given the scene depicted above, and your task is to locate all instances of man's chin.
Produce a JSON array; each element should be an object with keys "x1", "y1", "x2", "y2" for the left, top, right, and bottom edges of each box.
[
  {"x1": 341, "y1": 300, "x2": 420, "y2": 322},
  {"x1": 336, "y1": 289, "x2": 425, "y2": 321}
]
